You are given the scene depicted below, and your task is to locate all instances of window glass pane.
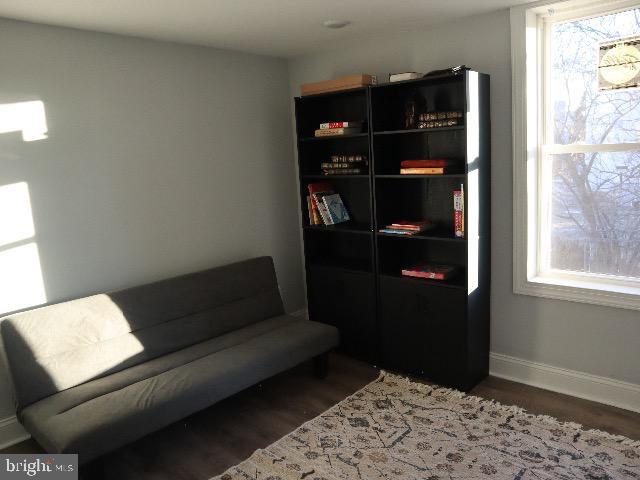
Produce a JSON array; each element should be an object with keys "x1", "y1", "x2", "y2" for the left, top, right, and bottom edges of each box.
[
  {"x1": 549, "y1": 8, "x2": 640, "y2": 145},
  {"x1": 550, "y1": 150, "x2": 640, "y2": 278}
]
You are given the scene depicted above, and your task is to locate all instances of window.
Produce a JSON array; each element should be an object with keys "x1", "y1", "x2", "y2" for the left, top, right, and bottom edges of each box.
[{"x1": 512, "y1": 0, "x2": 640, "y2": 310}]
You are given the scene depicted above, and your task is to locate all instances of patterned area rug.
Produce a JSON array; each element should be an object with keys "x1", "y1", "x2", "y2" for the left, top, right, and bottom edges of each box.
[{"x1": 214, "y1": 372, "x2": 640, "y2": 480}]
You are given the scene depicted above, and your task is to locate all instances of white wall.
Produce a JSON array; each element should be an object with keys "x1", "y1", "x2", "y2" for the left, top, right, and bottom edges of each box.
[
  {"x1": 0, "y1": 18, "x2": 305, "y2": 420},
  {"x1": 288, "y1": 10, "x2": 640, "y2": 388}
]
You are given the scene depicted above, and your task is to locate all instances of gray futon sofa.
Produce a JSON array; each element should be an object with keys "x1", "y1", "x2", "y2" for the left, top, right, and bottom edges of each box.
[{"x1": 0, "y1": 256, "x2": 338, "y2": 464}]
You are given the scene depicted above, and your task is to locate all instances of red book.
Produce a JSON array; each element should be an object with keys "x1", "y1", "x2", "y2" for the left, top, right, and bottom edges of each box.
[
  {"x1": 400, "y1": 159, "x2": 450, "y2": 168},
  {"x1": 401, "y1": 264, "x2": 457, "y2": 280},
  {"x1": 388, "y1": 220, "x2": 431, "y2": 231},
  {"x1": 454, "y1": 186, "x2": 464, "y2": 238}
]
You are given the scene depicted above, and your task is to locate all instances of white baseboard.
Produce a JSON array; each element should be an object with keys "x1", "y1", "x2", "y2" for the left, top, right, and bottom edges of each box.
[
  {"x1": 0, "y1": 416, "x2": 29, "y2": 450},
  {"x1": 490, "y1": 352, "x2": 640, "y2": 413}
]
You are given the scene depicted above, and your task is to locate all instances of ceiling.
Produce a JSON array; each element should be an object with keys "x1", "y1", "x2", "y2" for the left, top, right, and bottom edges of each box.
[{"x1": 0, "y1": 0, "x2": 534, "y2": 58}]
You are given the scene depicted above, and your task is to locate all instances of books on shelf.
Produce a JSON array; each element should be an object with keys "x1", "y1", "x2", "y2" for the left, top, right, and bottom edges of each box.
[
  {"x1": 319, "y1": 121, "x2": 363, "y2": 130},
  {"x1": 378, "y1": 220, "x2": 432, "y2": 236},
  {"x1": 314, "y1": 126, "x2": 361, "y2": 137},
  {"x1": 321, "y1": 154, "x2": 368, "y2": 175},
  {"x1": 400, "y1": 159, "x2": 450, "y2": 168},
  {"x1": 401, "y1": 264, "x2": 458, "y2": 280},
  {"x1": 324, "y1": 168, "x2": 365, "y2": 175},
  {"x1": 454, "y1": 185, "x2": 465, "y2": 238},
  {"x1": 307, "y1": 182, "x2": 350, "y2": 226},
  {"x1": 331, "y1": 154, "x2": 368, "y2": 163},
  {"x1": 416, "y1": 111, "x2": 463, "y2": 129},
  {"x1": 400, "y1": 167, "x2": 445, "y2": 175},
  {"x1": 399, "y1": 159, "x2": 452, "y2": 175},
  {"x1": 389, "y1": 72, "x2": 423, "y2": 82}
]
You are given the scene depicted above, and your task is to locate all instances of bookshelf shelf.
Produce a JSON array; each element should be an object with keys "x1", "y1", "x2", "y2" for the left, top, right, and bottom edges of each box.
[
  {"x1": 378, "y1": 272, "x2": 467, "y2": 290},
  {"x1": 294, "y1": 70, "x2": 490, "y2": 391},
  {"x1": 299, "y1": 132, "x2": 369, "y2": 142},
  {"x1": 373, "y1": 126, "x2": 464, "y2": 136},
  {"x1": 303, "y1": 175, "x2": 370, "y2": 180},
  {"x1": 304, "y1": 223, "x2": 372, "y2": 235},
  {"x1": 376, "y1": 231, "x2": 466, "y2": 242},
  {"x1": 375, "y1": 174, "x2": 466, "y2": 179}
]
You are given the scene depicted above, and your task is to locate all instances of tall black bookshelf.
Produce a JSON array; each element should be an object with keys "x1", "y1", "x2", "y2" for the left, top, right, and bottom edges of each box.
[{"x1": 294, "y1": 70, "x2": 490, "y2": 391}]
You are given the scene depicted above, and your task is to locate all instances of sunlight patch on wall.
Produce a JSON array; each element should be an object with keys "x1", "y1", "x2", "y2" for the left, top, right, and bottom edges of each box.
[
  {"x1": 0, "y1": 243, "x2": 46, "y2": 314},
  {"x1": 0, "y1": 101, "x2": 48, "y2": 141},
  {"x1": 0, "y1": 182, "x2": 46, "y2": 314},
  {"x1": 0, "y1": 182, "x2": 35, "y2": 247}
]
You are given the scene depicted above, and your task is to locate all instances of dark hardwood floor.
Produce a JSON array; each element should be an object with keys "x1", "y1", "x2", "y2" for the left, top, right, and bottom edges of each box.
[{"x1": 3, "y1": 353, "x2": 639, "y2": 480}]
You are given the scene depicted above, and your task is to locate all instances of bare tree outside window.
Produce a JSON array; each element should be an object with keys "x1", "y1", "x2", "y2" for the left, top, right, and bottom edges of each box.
[{"x1": 548, "y1": 8, "x2": 640, "y2": 279}]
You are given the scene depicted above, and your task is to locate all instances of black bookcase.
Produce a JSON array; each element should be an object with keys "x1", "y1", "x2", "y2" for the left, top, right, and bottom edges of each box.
[{"x1": 294, "y1": 71, "x2": 490, "y2": 391}]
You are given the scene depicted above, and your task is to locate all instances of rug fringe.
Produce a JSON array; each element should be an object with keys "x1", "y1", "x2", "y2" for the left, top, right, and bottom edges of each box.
[{"x1": 377, "y1": 370, "x2": 640, "y2": 448}]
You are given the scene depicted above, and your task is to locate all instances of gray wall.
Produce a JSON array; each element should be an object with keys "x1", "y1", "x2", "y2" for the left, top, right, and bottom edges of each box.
[
  {"x1": 0, "y1": 18, "x2": 304, "y2": 418},
  {"x1": 288, "y1": 10, "x2": 640, "y2": 386}
]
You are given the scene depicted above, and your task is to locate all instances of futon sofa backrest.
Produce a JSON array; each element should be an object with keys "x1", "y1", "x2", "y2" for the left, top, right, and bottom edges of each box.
[{"x1": 0, "y1": 256, "x2": 284, "y2": 409}]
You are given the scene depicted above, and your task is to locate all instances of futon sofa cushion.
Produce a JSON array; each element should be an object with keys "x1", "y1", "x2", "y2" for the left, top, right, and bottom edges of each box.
[
  {"x1": 20, "y1": 314, "x2": 337, "y2": 461},
  {"x1": 2, "y1": 257, "x2": 285, "y2": 409}
]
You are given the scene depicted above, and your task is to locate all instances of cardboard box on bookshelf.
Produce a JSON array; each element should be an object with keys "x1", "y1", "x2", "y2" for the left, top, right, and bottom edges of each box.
[{"x1": 300, "y1": 74, "x2": 377, "y2": 96}]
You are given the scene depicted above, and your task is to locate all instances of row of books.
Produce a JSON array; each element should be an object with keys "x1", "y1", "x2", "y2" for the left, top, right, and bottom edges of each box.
[
  {"x1": 378, "y1": 220, "x2": 431, "y2": 236},
  {"x1": 323, "y1": 154, "x2": 368, "y2": 175},
  {"x1": 400, "y1": 159, "x2": 451, "y2": 175},
  {"x1": 306, "y1": 182, "x2": 350, "y2": 225},
  {"x1": 416, "y1": 111, "x2": 463, "y2": 129},
  {"x1": 314, "y1": 120, "x2": 363, "y2": 137},
  {"x1": 401, "y1": 264, "x2": 458, "y2": 280}
]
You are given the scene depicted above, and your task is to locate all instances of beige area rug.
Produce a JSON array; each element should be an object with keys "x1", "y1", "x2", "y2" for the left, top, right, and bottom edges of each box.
[{"x1": 214, "y1": 372, "x2": 640, "y2": 480}]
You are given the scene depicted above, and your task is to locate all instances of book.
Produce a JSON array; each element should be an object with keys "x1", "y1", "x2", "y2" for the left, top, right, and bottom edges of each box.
[
  {"x1": 307, "y1": 182, "x2": 334, "y2": 225},
  {"x1": 400, "y1": 167, "x2": 445, "y2": 175},
  {"x1": 319, "y1": 121, "x2": 363, "y2": 130},
  {"x1": 389, "y1": 72, "x2": 422, "y2": 82},
  {"x1": 323, "y1": 168, "x2": 364, "y2": 175},
  {"x1": 330, "y1": 154, "x2": 367, "y2": 163},
  {"x1": 320, "y1": 162, "x2": 367, "y2": 169},
  {"x1": 322, "y1": 194, "x2": 350, "y2": 224},
  {"x1": 401, "y1": 264, "x2": 458, "y2": 280},
  {"x1": 313, "y1": 192, "x2": 333, "y2": 224},
  {"x1": 400, "y1": 159, "x2": 450, "y2": 168},
  {"x1": 378, "y1": 229, "x2": 417, "y2": 235},
  {"x1": 314, "y1": 127, "x2": 361, "y2": 137},
  {"x1": 454, "y1": 185, "x2": 464, "y2": 238},
  {"x1": 306, "y1": 196, "x2": 315, "y2": 225},
  {"x1": 301, "y1": 74, "x2": 377, "y2": 96},
  {"x1": 388, "y1": 220, "x2": 431, "y2": 231}
]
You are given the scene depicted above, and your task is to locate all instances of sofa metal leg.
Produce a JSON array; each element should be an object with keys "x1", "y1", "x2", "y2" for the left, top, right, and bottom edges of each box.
[{"x1": 313, "y1": 352, "x2": 329, "y2": 379}]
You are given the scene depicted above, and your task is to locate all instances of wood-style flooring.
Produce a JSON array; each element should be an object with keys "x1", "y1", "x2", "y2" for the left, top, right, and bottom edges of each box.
[{"x1": 2, "y1": 353, "x2": 639, "y2": 479}]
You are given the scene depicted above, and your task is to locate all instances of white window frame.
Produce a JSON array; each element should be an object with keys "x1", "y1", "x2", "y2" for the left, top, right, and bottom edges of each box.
[{"x1": 511, "y1": 0, "x2": 640, "y2": 311}]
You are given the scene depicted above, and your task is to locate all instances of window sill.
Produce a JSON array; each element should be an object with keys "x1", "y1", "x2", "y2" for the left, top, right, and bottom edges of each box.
[{"x1": 514, "y1": 274, "x2": 640, "y2": 311}]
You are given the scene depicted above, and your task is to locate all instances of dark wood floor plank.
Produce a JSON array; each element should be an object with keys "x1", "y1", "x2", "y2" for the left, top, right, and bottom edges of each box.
[{"x1": 1, "y1": 353, "x2": 638, "y2": 480}]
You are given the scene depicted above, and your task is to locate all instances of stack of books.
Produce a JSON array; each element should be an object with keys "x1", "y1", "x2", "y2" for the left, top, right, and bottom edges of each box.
[
  {"x1": 417, "y1": 111, "x2": 463, "y2": 129},
  {"x1": 322, "y1": 154, "x2": 368, "y2": 175},
  {"x1": 401, "y1": 264, "x2": 458, "y2": 280},
  {"x1": 314, "y1": 121, "x2": 363, "y2": 137},
  {"x1": 306, "y1": 182, "x2": 350, "y2": 225},
  {"x1": 378, "y1": 220, "x2": 431, "y2": 236},
  {"x1": 400, "y1": 159, "x2": 451, "y2": 175}
]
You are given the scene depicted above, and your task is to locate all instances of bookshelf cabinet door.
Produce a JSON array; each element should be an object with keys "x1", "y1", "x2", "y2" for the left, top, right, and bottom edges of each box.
[
  {"x1": 379, "y1": 276, "x2": 467, "y2": 382},
  {"x1": 307, "y1": 265, "x2": 376, "y2": 361}
]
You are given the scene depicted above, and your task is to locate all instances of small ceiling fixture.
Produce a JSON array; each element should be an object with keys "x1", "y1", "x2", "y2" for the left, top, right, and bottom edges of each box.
[{"x1": 323, "y1": 20, "x2": 351, "y2": 29}]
